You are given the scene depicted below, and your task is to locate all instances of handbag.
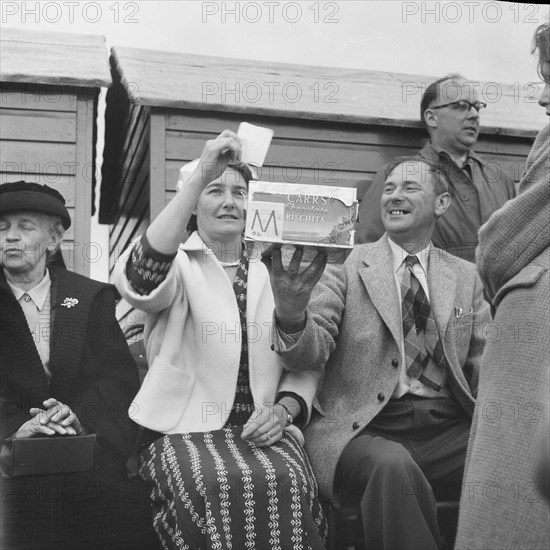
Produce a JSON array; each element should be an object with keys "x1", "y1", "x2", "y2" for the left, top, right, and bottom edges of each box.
[{"x1": 0, "y1": 434, "x2": 101, "y2": 478}]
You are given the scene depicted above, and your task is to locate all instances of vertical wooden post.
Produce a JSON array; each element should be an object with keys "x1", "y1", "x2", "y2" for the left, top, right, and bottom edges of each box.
[
  {"x1": 73, "y1": 94, "x2": 94, "y2": 276},
  {"x1": 149, "y1": 112, "x2": 166, "y2": 222}
]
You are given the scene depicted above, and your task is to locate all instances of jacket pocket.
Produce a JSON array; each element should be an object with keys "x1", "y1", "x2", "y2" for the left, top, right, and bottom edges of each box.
[
  {"x1": 454, "y1": 307, "x2": 473, "y2": 323},
  {"x1": 493, "y1": 263, "x2": 548, "y2": 307},
  {"x1": 130, "y1": 356, "x2": 195, "y2": 433},
  {"x1": 448, "y1": 307, "x2": 474, "y2": 365},
  {"x1": 312, "y1": 397, "x2": 326, "y2": 418},
  {"x1": 449, "y1": 303, "x2": 473, "y2": 331}
]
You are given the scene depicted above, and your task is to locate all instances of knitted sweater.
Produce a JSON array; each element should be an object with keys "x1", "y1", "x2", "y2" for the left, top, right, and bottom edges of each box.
[{"x1": 476, "y1": 124, "x2": 550, "y2": 303}]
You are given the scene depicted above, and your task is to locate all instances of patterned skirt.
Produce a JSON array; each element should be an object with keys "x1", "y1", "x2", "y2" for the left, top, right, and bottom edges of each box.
[{"x1": 140, "y1": 426, "x2": 327, "y2": 550}]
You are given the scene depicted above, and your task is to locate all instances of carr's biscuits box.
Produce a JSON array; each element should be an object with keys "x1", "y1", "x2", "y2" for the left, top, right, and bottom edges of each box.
[{"x1": 245, "y1": 181, "x2": 359, "y2": 264}]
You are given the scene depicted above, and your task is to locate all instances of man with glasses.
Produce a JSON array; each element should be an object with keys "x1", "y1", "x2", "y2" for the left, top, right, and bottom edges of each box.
[{"x1": 355, "y1": 74, "x2": 516, "y2": 262}]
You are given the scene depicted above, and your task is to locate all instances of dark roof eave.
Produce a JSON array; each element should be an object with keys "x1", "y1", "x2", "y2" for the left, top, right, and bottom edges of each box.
[
  {"x1": 0, "y1": 74, "x2": 109, "y2": 88},
  {"x1": 129, "y1": 95, "x2": 540, "y2": 139}
]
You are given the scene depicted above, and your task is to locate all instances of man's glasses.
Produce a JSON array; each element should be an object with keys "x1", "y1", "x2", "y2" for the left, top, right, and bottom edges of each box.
[{"x1": 429, "y1": 100, "x2": 487, "y2": 113}]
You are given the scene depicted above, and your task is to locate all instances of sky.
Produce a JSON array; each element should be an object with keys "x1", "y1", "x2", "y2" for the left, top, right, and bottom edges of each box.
[
  {"x1": 1, "y1": 0, "x2": 548, "y2": 279},
  {"x1": 3, "y1": 1, "x2": 545, "y2": 82}
]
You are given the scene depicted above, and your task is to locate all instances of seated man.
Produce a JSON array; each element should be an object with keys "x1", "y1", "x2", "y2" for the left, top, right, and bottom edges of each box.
[
  {"x1": 355, "y1": 74, "x2": 516, "y2": 262},
  {"x1": 0, "y1": 181, "x2": 157, "y2": 550},
  {"x1": 271, "y1": 157, "x2": 491, "y2": 550}
]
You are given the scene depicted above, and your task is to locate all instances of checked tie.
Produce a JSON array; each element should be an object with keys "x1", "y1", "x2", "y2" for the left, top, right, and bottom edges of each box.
[{"x1": 401, "y1": 255, "x2": 447, "y2": 391}]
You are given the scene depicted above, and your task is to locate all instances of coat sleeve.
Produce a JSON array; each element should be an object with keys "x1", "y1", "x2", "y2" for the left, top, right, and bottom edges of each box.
[
  {"x1": 354, "y1": 165, "x2": 387, "y2": 244},
  {"x1": 68, "y1": 286, "x2": 140, "y2": 458},
  {"x1": 275, "y1": 263, "x2": 347, "y2": 375},
  {"x1": 0, "y1": 394, "x2": 32, "y2": 443},
  {"x1": 113, "y1": 239, "x2": 182, "y2": 314},
  {"x1": 0, "y1": 286, "x2": 49, "y2": 442},
  {"x1": 277, "y1": 367, "x2": 323, "y2": 426},
  {"x1": 462, "y1": 272, "x2": 491, "y2": 398}
]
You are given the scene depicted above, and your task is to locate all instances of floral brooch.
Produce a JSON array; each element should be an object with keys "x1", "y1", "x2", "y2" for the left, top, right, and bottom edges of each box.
[{"x1": 61, "y1": 297, "x2": 79, "y2": 308}]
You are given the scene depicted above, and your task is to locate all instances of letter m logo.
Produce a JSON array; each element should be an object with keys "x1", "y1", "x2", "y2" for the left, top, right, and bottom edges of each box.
[
  {"x1": 251, "y1": 209, "x2": 279, "y2": 236},
  {"x1": 246, "y1": 201, "x2": 284, "y2": 240}
]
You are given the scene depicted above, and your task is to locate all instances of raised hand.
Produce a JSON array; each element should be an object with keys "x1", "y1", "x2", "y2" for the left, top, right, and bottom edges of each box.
[
  {"x1": 189, "y1": 129, "x2": 242, "y2": 189},
  {"x1": 145, "y1": 129, "x2": 244, "y2": 255},
  {"x1": 270, "y1": 245, "x2": 327, "y2": 333}
]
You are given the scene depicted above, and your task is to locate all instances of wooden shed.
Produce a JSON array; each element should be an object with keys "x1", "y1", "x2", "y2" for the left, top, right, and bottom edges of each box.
[
  {"x1": 0, "y1": 28, "x2": 110, "y2": 275},
  {"x1": 100, "y1": 46, "x2": 544, "y2": 323}
]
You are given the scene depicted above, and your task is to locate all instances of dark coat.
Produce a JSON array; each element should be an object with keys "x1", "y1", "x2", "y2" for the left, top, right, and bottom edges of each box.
[
  {"x1": 0, "y1": 266, "x2": 138, "y2": 450},
  {"x1": 0, "y1": 266, "x2": 157, "y2": 550}
]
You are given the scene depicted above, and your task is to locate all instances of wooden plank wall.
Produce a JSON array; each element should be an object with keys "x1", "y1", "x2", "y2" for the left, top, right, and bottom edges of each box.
[
  {"x1": 103, "y1": 90, "x2": 151, "y2": 326},
  {"x1": 161, "y1": 110, "x2": 533, "y2": 214},
  {"x1": 0, "y1": 82, "x2": 97, "y2": 274},
  {"x1": 163, "y1": 111, "x2": 392, "y2": 212}
]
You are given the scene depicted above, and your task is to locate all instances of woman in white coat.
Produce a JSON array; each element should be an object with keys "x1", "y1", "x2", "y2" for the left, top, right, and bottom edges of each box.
[{"x1": 114, "y1": 130, "x2": 326, "y2": 550}]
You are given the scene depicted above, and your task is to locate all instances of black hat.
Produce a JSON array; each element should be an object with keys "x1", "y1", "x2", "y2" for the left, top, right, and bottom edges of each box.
[{"x1": 0, "y1": 181, "x2": 71, "y2": 229}]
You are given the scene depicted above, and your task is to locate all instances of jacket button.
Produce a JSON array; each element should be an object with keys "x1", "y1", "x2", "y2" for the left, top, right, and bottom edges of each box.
[
  {"x1": 352, "y1": 421, "x2": 360, "y2": 430},
  {"x1": 377, "y1": 393, "x2": 385, "y2": 402},
  {"x1": 270, "y1": 344, "x2": 275, "y2": 351},
  {"x1": 391, "y1": 359, "x2": 399, "y2": 367}
]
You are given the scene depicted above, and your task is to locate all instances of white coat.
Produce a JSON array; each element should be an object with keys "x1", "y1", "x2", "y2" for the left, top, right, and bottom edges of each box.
[{"x1": 114, "y1": 232, "x2": 320, "y2": 443}]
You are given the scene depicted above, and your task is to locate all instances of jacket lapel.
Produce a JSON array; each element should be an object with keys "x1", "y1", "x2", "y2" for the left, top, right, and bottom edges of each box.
[
  {"x1": 358, "y1": 237, "x2": 403, "y2": 346},
  {"x1": 0, "y1": 270, "x2": 50, "y2": 404},
  {"x1": 426, "y1": 249, "x2": 456, "y2": 336},
  {"x1": 49, "y1": 267, "x2": 89, "y2": 399},
  {"x1": 246, "y1": 245, "x2": 270, "y2": 323}
]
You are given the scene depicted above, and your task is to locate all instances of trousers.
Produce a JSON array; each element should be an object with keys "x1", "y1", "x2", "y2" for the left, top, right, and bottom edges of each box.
[{"x1": 335, "y1": 395, "x2": 470, "y2": 550}]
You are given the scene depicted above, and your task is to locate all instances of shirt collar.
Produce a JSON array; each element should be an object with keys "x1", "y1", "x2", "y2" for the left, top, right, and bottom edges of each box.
[
  {"x1": 387, "y1": 236, "x2": 430, "y2": 277},
  {"x1": 427, "y1": 141, "x2": 484, "y2": 167},
  {"x1": 7, "y1": 269, "x2": 52, "y2": 311}
]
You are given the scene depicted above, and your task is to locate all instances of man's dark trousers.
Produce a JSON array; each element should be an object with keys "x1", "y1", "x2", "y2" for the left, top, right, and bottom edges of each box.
[{"x1": 335, "y1": 395, "x2": 470, "y2": 550}]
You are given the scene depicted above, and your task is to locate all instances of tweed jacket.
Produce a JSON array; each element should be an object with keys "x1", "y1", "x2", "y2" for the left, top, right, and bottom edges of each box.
[
  {"x1": 277, "y1": 235, "x2": 490, "y2": 502},
  {"x1": 114, "y1": 232, "x2": 321, "y2": 440},
  {"x1": 0, "y1": 266, "x2": 139, "y2": 458},
  {"x1": 455, "y1": 125, "x2": 550, "y2": 550},
  {"x1": 355, "y1": 142, "x2": 516, "y2": 262}
]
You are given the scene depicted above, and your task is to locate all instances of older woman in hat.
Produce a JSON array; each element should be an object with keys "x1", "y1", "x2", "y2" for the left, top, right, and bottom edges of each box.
[
  {"x1": 113, "y1": 129, "x2": 327, "y2": 550},
  {"x1": 0, "y1": 181, "x2": 157, "y2": 549}
]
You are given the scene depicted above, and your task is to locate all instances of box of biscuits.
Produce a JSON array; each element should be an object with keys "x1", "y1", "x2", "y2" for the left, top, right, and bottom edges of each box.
[{"x1": 244, "y1": 181, "x2": 359, "y2": 265}]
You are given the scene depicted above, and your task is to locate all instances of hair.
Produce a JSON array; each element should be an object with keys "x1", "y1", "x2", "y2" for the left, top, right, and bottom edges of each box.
[
  {"x1": 420, "y1": 73, "x2": 467, "y2": 129},
  {"x1": 532, "y1": 23, "x2": 550, "y2": 81},
  {"x1": 186, "y1": 162, "x2": 254, "y2": 234},
  {"x1": 383, "y1": 156, "x2": 452, "y2": 197},
  {"x1": 45, "y1": 215, "x2": 65, "y2": 264}
]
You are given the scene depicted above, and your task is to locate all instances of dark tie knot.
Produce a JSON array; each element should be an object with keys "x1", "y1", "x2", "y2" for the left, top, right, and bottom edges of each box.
[{"x1": 404, "y1": 255, "x2": 419, "y2": 269}]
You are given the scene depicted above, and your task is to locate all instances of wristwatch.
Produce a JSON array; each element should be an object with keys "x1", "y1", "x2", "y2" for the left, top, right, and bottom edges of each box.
[{"x1": 277, "y1": 402, "x2": 293, "y2": 427}]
